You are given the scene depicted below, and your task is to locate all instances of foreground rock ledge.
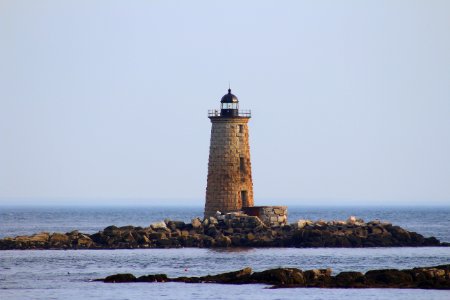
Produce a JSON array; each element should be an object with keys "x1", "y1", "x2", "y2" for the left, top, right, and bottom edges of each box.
[
  {"x1": 1, "y1": 215, "x2": 448, "y2": 250},
  {"x1": 97, "y1": 264, "x2": 450, "y2": 289}
]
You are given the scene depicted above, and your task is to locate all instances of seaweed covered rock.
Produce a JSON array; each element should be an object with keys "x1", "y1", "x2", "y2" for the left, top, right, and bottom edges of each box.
[
  {"x1": 98, "y1": 264, "x2": 450, "y2": 290},
  {"x1": 103, "y1": 273, "x2": 137, "y2": 283}
]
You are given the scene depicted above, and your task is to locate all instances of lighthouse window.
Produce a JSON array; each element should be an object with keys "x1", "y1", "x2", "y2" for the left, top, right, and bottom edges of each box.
[
  {"x1": 238, "y1": 125, "x2": 243, "y2": 133},
  {"x1": 240, "y1": 157, "x2": 245, "y2": 171}
]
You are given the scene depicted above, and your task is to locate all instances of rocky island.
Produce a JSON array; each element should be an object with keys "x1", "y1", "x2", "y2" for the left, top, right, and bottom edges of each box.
[
  {"x1": 97, "y1": 264, "x2": 450, "y2": 290},
  {"x1": 0, "y1": 213, "x2": 447, "y2": 250}
]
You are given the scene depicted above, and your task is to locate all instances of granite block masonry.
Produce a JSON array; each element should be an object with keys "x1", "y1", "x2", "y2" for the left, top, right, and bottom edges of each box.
[
  {"x1": 205, "y1": 89, "x2": 253, "y2": 218},
  {"x1": 243, "y1": 206, "x2": 288, "y2": 227}
]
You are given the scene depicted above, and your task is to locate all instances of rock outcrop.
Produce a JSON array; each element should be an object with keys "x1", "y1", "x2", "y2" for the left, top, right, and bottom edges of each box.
[
  {"x1": 0, "y1": 215, "x2": 447, "y2": 250},
  {"x1": 97, "y1": 264, "x2": 450, "y2": 289}
]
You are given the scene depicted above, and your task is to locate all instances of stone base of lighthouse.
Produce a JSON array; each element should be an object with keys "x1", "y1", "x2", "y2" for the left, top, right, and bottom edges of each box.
[{"x1": 204, "y1": 117, "x2": 254, "y2": 218}]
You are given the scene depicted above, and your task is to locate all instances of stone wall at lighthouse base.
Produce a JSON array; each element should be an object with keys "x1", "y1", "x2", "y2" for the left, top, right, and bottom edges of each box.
[{"x1": 242, "y1": 206, "x2": 288, "y2": 227}]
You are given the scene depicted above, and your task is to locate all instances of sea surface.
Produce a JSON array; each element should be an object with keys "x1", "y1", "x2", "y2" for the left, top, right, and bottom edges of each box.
[{"x1": 0, "y1": 206, "x2": 449, "y2": 300}]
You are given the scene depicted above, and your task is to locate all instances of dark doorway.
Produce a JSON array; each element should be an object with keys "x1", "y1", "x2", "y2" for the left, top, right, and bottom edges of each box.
[{"x1": 241, "y1": 190, "x2": 248, "y2": 207}]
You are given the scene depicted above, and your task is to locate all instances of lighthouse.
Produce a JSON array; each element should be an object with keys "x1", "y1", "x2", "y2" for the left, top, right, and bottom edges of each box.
[{"x1": 204, "y1": 88, "x2": 254, "y2": 218}]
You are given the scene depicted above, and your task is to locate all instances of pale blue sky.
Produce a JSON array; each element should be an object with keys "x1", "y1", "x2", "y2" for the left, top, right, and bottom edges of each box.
[{"x1": 0, "y1": 1, "x2": 449, "y2": 206}]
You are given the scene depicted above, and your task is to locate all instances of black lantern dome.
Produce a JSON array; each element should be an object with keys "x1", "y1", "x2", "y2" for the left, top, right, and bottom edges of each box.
[{"x1": 221, "y1": 89, "x2": 239, "y2": 103}]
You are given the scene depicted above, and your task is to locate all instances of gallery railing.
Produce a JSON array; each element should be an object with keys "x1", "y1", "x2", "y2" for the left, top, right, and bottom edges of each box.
[{"x1": 208, "y1": 109, "x2": 251, "y2": 117}]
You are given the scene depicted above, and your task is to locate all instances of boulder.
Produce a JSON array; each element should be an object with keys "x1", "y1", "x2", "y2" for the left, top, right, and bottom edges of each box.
[
  {"x1": 206, "y1": 226, "x2": 219, "y2": 238},
  {"x1": 166, "y1": 221, "x2": 185, "y2": 231},
  {"x1": 119, "y1": 225, "x2": 135, "y2": 231},
  {"x1": 150, "y1": 222, "x2": 167, "y2": 230},
  {"x1": 370, "y1": 226, "x2": 385, "y2": 235},
  {"x1": 170, "y1": 229, "x2": 181, "y2": 238},
  {"x1": 292, "y1": 219, "x2": 309, "y2": 229},
  {"x1": 142, "y1": 235, "x2": 151, "y2": 244},
  {"x1": 389, "y1": 226, "x2": 412, "y2": 242},
  {"x1": 103, "y1": 273, "x2": 136, "y2": 283},
  {"x1": 149, "y1": 232, "x2": 166, "y2": 240},
  {"x1": 251, "y1": 268, "x2": 305, "y2": 285},
  {"x1": 103, "y1": 226, "x2": 119, "y2": 234},
  {"x1": 332, "y1": 220, "x2": 347, "y2": 226},
  {"x1": 304, "y1": 268, "x2": 332, "y2": 282},
  {"x1": 123, "y1": 232, "x2": 136, "y2": 243},
  {"x1": 316, "y1": 220, "x2": 327, "y2": 226},
  {"x1": 201, "y1": 267, "x2": 252, "y2": 283},
  {"x1": 191, "y1": 218, "x2": 202, "y2": 229},
  {"x1": 364, "y1": 269, "x2": 413, "y2": 286},
  {"x1": 49, "y1": 233, "x2": 69, "y2": 247},
  {"x1": 347, "y1": 216, "x2": 357, "y2": 225},
  {"x1": 201, "y1": 235, "x2": 215, "y2": 247},
  {"x1": 231, "y1": 235, "x2": 242, "y2": 246},
  {"x1": 29, "y1": 232, "x2": 50, "y2": 243},
  {"x1": 76, "y1": 235, "x2": 93, "y2": 248},
  {"x1": 335, "y1": 271, "x2": 364, "y2": 287},
  {"x1": 247, "y1": 233, "x2": 255, "y2": 241},
  {"x1": 215, "y1": 235, "x2": 231, "y2": 247},
  {"x1": 156, "y1": 238, "x2": 172, "y2": 247},
  {"x1": 137, "y1": 274, "x2": 168, "y2": 282},
  {"x1": 208, "y1": 216, "x2": 219, "y2": 225}
]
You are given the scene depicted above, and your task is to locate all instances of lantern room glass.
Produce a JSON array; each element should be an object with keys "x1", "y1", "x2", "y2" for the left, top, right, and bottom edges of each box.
[{"x1": 222, "y1": 103, "x2": 238, "y2": 109}]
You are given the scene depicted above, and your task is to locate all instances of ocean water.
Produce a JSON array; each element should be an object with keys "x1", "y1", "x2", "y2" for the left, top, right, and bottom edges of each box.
[{"x1": 0, "y1": 206, "x2": 449, "y2": 300}]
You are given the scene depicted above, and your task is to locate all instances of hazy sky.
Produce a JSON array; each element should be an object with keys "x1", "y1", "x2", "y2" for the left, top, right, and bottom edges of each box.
[{"x1": 1, "y1": 1, "x2": 449, "y2": 206}]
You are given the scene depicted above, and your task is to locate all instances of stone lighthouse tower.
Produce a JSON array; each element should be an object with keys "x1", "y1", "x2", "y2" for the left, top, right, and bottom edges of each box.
[{"x1": 204, "y1": 88, "x2": 254, "y2": 218}]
